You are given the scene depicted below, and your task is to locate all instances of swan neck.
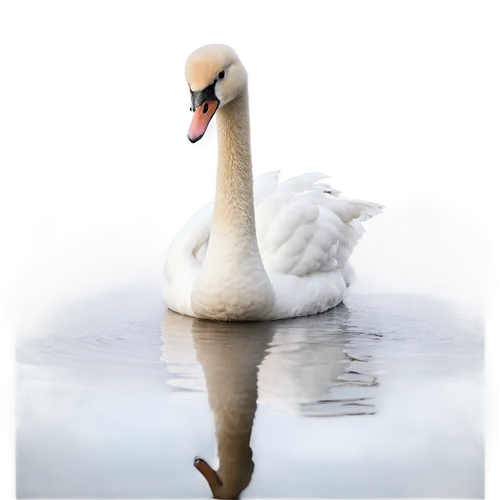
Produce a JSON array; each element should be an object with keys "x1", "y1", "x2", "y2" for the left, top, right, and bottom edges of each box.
[
  {"x1": 213, "y1": 88, "x2": 255, "y2": 235},
  {"x1": 191, "y1": 88, "x2": 276, "y2": 321}
]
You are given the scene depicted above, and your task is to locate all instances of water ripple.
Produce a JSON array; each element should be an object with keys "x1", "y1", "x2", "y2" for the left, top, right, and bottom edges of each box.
[
  {"x1": 12, "y1": 315, "x2": 165, "y2": 390},
  {"x1": 347, "y1": 289, "x2": 484, "y2": 350}
]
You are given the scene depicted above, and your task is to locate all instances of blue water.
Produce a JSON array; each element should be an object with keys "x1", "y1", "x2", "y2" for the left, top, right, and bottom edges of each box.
[{"x1": 16, "y1": 289, "x2": 484, "y2": 498}]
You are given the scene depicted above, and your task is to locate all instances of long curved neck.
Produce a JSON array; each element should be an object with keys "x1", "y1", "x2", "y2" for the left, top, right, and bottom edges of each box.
[
  {"x1": 191, "y1": 87, "x2": 275, "y2": 321},
  {"x1": 212, "y1": 88, "x2": 256, "y2": 239}
]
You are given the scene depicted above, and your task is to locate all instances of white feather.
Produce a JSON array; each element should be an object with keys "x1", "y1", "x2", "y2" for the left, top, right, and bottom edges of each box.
[{"x1": 163, "y1": 172, "x2": 382, "y2": 320}]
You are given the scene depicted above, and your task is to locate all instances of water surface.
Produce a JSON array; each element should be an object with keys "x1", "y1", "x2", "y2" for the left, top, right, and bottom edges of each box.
[{"x1": 16, "y1": 289, "x2": 484, "y2": 498}]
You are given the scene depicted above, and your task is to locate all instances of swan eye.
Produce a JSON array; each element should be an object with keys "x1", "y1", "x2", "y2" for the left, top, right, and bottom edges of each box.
[{"x1": 218, "y1": 70, "x2": 225, "y2": 80}]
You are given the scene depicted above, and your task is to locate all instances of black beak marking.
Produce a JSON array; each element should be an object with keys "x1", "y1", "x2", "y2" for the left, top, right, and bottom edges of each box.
[{"x1": 187, "y1": 89, "x2": 220, "y2": 144}]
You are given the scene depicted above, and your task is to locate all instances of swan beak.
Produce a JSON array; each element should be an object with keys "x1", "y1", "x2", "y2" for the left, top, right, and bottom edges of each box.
[
  {"x1": 188, "y1": 100, "x2": 219, "y2": 143},
  {"x1": 194, "y1": 456, "x2": 223, "y2": 495}
]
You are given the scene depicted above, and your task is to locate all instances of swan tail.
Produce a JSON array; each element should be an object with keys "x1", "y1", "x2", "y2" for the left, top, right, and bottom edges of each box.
[{"x1": 356, "y1": 198, "x2": 385, "y2": 220}]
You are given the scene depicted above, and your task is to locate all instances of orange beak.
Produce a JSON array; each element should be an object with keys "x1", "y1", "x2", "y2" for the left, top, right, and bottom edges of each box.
[
  {"x1": 193, "y1": 457, "x2": 222, "y2": 496},
  {"x1": 188, "y1": 100, "x2": 219, "y2": 143}
]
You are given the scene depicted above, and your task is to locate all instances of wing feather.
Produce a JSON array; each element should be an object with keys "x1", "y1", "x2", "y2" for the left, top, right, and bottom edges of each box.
[{"x1": 257, "y1": 172, "x2": 383, "y2": 279}]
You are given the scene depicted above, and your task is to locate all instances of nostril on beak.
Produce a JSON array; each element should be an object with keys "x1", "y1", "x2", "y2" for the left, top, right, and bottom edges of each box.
[{"x1": 203, "y1": 102, "x2": 209, "y2": 114}]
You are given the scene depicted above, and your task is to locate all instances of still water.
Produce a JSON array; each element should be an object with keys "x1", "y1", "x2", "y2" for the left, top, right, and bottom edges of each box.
[{"x1": 16, "y1": 289, "x2": 484, "y2": 498}]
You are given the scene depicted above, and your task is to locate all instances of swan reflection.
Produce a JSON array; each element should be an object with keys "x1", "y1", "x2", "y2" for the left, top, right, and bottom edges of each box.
[
  {"x1": 162, "y1": 314, "x2": 273, "y2": 498},
  {"x1": 161, "y1": 304, "x2": 377, "y2": 498},
  {"x1": 258, "y1": 304, "x2": 378, "y2": 416}
]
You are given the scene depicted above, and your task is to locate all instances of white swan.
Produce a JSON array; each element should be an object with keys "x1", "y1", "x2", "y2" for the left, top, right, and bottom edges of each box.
[{"x1": 163, "y1": 44, "x2": 382, "y2": 321}]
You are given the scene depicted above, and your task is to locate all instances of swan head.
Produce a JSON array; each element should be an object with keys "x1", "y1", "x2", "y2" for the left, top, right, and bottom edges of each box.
[{"x1": 185, "y1": 44, "x2": 247, "y2": 143}]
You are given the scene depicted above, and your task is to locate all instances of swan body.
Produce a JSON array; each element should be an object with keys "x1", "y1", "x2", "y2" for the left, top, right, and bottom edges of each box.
[{"x1": 163, "y1": 44, "x2": 382, "y2": 321}]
